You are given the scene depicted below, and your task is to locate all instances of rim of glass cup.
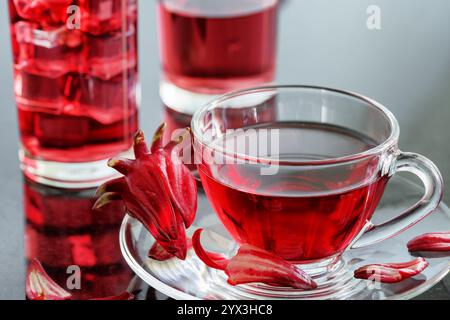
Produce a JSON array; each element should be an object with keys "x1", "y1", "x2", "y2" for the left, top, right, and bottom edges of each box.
[{"x1": 191, "y1": 85, "x2": 401, "y2": 166}]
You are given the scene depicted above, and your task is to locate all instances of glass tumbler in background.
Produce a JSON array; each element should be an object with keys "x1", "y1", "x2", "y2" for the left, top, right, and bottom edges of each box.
[
  {"x1": 8, "y1": 0, "x2": 139, "y2": 188},
  {"x1": 157, "y1": 0, "x2": 279, "y2": 147},
  {"x1": 157, "y1": 0, "x2": 278, "y2": 94}
]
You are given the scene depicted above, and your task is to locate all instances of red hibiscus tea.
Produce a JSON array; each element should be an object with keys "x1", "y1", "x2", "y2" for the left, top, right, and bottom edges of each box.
[
  {"x1": 194, "y1": 85, "x2": 443, "y2": 292},
  {"x1": 198, "y1": 122, "x2": 390, "y2": 262},
  {"x1": 157, "y1": 0, "x2": 278, "y2": 93},
  {"x1": 8, "y1": 0, "x2": 139, "y2": 187}
]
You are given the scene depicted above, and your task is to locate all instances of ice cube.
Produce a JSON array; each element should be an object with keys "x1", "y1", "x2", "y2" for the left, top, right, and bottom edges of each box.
[
  {"x1": 13, "y1": 0, "x2": 74, "y2": 26},
  {"x1": 79, "y1": 70, "x2": 138, "y2": 124},
  {"x1": 14, "y1": 66, "x2": 71, "y2": 110},
  {"x1": 78, "y1": 0, "x2": 137, "y2": 36},
  {"x1": 34, "y1": 113, "x2": 90, "y2": 148},
  {"x1": 84, "y1": 24, "x2": 137, "y2": 80},
  {"x1": 88, "y1": 111, "x2": 138, "y2": 143},
  {"x1": 13, "y1": 21, "x2": 83, "y2": 75}
]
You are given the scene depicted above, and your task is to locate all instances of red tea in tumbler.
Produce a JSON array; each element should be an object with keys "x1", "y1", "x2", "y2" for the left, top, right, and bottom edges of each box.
[
  {"x1": 157, "y1": 0, "x2": 278, "y2": 94},
  {"x1": 8, "y1": 0, "x2": 139, "y2": 187}
]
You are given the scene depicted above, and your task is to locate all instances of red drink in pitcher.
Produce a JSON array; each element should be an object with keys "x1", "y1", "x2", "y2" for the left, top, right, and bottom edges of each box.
[
  {"x1": 8, "y1": 0, "x2": 139, "y2": 187},
  {"x1": 157, "y1": 0, "x2": 278, "y2": 94}
]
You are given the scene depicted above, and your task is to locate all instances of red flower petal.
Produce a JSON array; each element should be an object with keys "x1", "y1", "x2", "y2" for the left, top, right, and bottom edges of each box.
[
  {"x1": 122, "y1": 157, "x2": 188, "y2": 259},
  {"x1": 150, "y1": 123, "x2": 166, "y2": 154},
  {"x1": 149, "y1": 238, "x2": 193, "y2": 261},
  {"x1": 91, "y1": 292, "x2": 134, "y2": 300},
  {"x1": 153, "y1": 128, "x2": 197, "y2": 228},
  {"x1": 94, "y1": 126, "x2": 198, "y2": 260},
  {"x1": 407, "y1": 232, "x2": 450, "y2": 252},
  {"x1": 26, "y1": 259, "x2": 72, "y2": 300},
  {"x1": 192, "y1": 229, "x2": 230, "y2": 270},
  {"x1": 149, "y1": 241, "x2": 178, "y2": 261},
  {"x1": 226, "y1": 245, "x2": 317, "y2": 290},
  {"x1": 192, "y1": 229, "x2": 317, "y2": 290},
  {"x1": 354, "y1": 257, "x2": 429, "y2": 283}
]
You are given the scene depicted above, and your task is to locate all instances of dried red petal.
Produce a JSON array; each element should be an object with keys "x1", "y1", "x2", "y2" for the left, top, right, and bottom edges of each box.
[
  {"x1": 226, "y1": 245, "x2": 318, "y2": 290},
  {"x1": 26, "y1": 259, "x2": 134, "y2": 301},
  {"x1": 91, "y1": 292, "x2": 134, "y2": 300},
  {"x1": 149, "y1": 241, "x2": 177, "y2": 261},
  {"x1": 407, "y1": 232, "x2": 450, "y2": 252},
  {"x1": 133, "y1": 129, "x2": 150, "y2": 158},
  {"x1": 149, "y1": 238, "x2": 193, "y2": 261},
  {"x1": 192, "y1": 229, "x2": 317, "y2": 290},
  {"x1": 108, "y1": 158, "x2": 187, "y2": 259},
  {"x1": 151, "y1": 234, "x2": 227, "y2": 264},
  {"x1": 26, "y1": 259, "x2": 72, "y2": 300},
  {"x1": 150, "y1": 123, "x2": 166, "y2": 153},
  {"x1": 354, "y1": 257, "x2": 429, "y2": 283},
  {"x1": 192, "y1": 229, "x2": 230, "y2": 270},
  {"x1": 152, "y1": 128, "x2": 197, "y2": 228},
  {"x1": 94, "y1": 126, "x2": 198, "y2": 260}
]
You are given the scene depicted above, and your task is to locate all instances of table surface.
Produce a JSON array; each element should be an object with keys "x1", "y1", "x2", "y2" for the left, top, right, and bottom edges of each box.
[{"x1": 0, "y1": 0, "x2": 449, "y2": 300}]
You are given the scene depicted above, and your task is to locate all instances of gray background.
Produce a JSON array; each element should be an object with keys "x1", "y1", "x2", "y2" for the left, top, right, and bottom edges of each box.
[{"x1": 0, "y1": 0, "x2": 449, "y2": 299}]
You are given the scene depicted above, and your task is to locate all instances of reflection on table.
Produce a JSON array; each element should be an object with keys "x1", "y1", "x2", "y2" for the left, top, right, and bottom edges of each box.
[{"x1": 23, "y1": 176, "x2": 169, "y2": 300}]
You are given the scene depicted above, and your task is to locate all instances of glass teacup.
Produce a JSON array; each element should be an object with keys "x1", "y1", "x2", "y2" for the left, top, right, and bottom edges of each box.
[{"x1": 191, "y1": 85, "x2": 443, "y2": 268}]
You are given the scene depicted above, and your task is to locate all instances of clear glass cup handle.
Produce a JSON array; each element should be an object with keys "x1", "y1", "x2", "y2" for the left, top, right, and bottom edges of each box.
[{"x1": 352, "y1": 152, "x2": 444, "y2": 248}]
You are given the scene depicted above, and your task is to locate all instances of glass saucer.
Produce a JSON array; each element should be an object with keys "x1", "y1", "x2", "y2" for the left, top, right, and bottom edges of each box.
[{"x1": 119, "y1": 175, "x2": 450, "y2": 300}]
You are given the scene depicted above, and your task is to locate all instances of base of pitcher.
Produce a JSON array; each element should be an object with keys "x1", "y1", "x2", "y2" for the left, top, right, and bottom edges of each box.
[{"x1": 19, "y1": 148, "x2": 132, "y2": 189}]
